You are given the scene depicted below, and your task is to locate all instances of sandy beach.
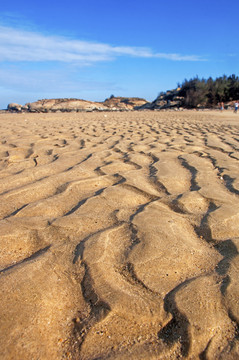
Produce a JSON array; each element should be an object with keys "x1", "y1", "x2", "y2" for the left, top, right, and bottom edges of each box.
[{"x1": 0, "y1": 110, "x2": 239, "y2": 359}]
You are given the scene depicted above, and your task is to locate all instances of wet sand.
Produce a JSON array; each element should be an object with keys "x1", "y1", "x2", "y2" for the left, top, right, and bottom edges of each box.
[{"x1": 0, "y1": 110, "x2": 239, "y2": 359}]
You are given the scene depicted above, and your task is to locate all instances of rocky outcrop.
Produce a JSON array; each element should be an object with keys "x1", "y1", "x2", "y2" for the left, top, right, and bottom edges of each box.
[
  {"x1": 7, "y1": 97, "x2": 148, "y2": 113},
  {"x1": 26, "y1": 98, "x2": 109, "y2": 112},
  {"x1": 7, "y1": 99, "x2": 108, "y2": 113},
  {"x1": 103, "y1": 96, "x2": 147, "y2": 110},
  {"x1": 138, "y1": 88, "x2": 184, "y2": 110}
]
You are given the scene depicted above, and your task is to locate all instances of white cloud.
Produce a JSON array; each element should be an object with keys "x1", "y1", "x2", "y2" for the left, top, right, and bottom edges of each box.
[{"x1": 0, "y1": 25, "x2": 205, "y2": 63}]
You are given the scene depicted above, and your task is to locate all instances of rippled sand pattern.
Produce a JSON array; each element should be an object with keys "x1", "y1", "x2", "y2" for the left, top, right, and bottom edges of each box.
[{"x1": 1, "y1": 111, "x2": 239, "y2": 359}]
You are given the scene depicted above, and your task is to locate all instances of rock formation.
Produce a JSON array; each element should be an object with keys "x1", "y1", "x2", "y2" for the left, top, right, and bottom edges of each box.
[
  {"x1": 138, "y1": 88, "x2": 184, "y2": 110},
  {"x1": 7, "y1": 97, "x2": 148, "y2": 113},
  {"x1": 7, "y1": 103, "x2": 25, "y2": 112},
  {"x1": 103, "y1": 96, "x2": 148, "y2": 110},
  {"x1": 8, "y1": 99, "x2": 108, "y2": 113}
]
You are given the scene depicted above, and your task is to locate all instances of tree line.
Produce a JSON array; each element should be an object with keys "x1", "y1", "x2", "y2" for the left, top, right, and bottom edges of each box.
[{"x1": 178, "y1": 74, "x2": 239, "y2": 108}]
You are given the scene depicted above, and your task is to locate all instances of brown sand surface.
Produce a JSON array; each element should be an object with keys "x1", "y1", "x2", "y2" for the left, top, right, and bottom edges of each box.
[{"x1": 0, "y1": 110, "x2": 239, "y2": 359}]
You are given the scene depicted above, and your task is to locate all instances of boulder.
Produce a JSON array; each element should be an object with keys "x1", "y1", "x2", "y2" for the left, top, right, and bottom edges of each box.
[{"x1": 7, "y1": 103, "x2": 22, "y2": 112}]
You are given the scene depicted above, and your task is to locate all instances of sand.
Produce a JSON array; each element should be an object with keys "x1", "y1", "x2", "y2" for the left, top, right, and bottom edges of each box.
[{"x1": 0, "y1": 110, "x2": 239, "y2": 359}]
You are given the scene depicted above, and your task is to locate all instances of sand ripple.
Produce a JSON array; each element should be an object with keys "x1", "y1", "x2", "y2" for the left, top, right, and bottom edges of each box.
[{"x1": 0, "y1": 111, "x2": 239, "y2": 359}]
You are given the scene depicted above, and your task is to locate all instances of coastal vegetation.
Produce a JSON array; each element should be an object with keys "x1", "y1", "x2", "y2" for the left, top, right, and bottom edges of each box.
[{"x1": 178, "y1": 74, "x2": 239, "y2": 108}]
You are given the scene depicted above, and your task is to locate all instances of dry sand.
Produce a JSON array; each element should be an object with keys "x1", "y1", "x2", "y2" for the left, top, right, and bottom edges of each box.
[{"x1": 0, "y1": 110, "x2": 239, "y2": 359}]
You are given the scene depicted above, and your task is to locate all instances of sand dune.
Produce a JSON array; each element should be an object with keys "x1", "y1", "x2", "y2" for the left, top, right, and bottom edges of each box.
[{"x1": 0, "y1": 110, "x2": 239, "y2": 359}]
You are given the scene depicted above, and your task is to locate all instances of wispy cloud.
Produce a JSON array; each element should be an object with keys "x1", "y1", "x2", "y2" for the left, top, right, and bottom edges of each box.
[{"x1": 0, "y1": 25, "x2": 205, "y2": 64}]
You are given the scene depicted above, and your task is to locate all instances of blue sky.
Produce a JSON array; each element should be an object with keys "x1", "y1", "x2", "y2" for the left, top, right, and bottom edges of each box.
[{"x1": 0, "y1": 0, "x2": 238, "y2": 109}]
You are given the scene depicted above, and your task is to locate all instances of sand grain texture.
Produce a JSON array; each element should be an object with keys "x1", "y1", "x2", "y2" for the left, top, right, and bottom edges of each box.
[{"x1": 0, "y1": 111, "x2": 239, "y2": 359}]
